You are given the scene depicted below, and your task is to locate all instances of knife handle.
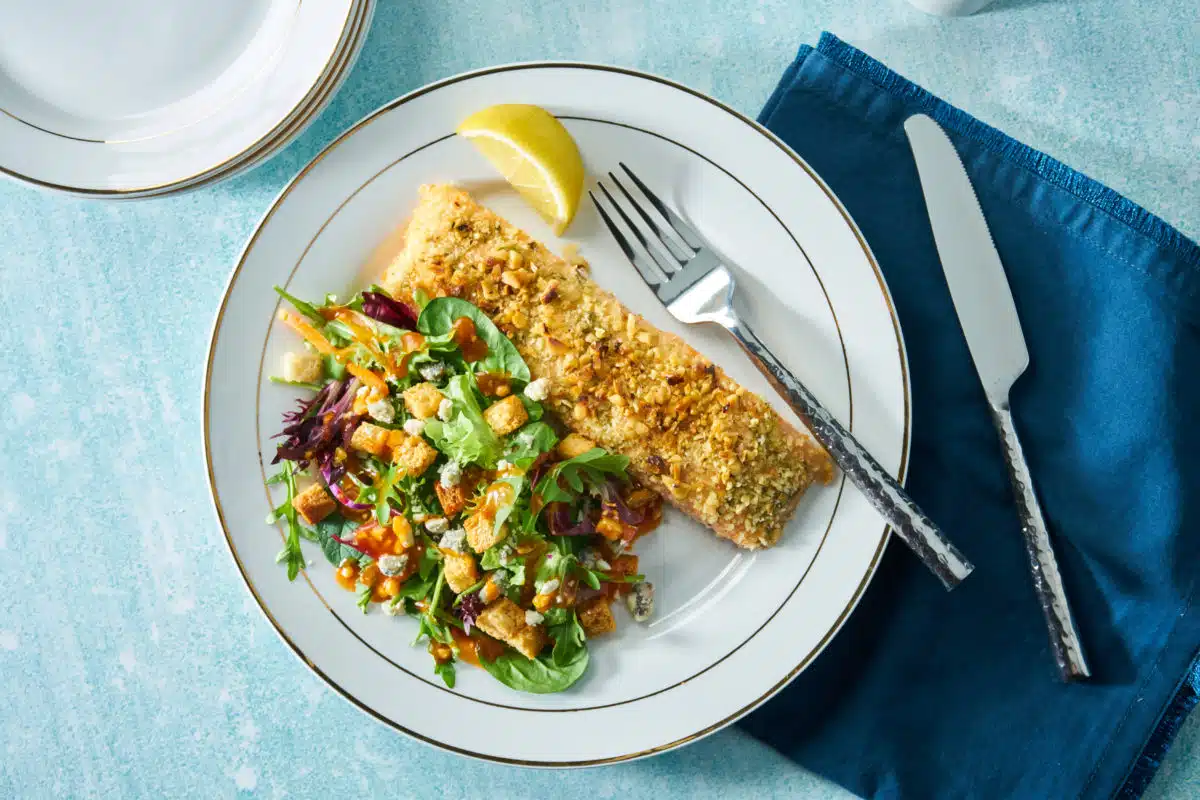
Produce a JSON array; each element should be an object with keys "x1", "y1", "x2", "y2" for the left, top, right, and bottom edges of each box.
[
  {"x1": 727, "y1": 319, "x2": 974, "y2": 590},
  {"x1": 990, "y1": 402, "x2": 1090, "y2": 681}
]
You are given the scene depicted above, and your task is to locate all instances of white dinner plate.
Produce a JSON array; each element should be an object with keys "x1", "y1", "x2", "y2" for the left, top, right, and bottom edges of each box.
[
  {"x1": 0, "y1": 0, "x2": 357, "y2": 195},
  {"x1": 204, "y1": 63, "x2": 911, "y2": 766},
  {"x1": 109, "y1": 0, "x2": 374, "y2": 200}
]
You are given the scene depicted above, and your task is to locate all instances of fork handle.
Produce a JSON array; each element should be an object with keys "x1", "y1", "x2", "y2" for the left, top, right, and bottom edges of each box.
[
  {"x1": 726, "y1": 319, "x2": 974, "y2": 590},
  {"x1": 990, "y1": 403, "x2": 1090, "y2": 681}
]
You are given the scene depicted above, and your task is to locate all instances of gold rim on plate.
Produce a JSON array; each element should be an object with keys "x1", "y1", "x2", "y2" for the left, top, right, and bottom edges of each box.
[
  {"x1": 0, "y1": 0, "x2": 365, "y2": 197},
  {"x1": 203, "y1": 61, "x2": 911, "y2": 766}
]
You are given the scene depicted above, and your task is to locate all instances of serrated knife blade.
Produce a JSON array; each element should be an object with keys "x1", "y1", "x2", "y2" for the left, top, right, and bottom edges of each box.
[{"x1": 904, "y1": 114, "x2": 1091, "y2": 682}]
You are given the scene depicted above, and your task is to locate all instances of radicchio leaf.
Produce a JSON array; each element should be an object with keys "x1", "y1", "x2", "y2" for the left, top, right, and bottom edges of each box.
[
  {"x1": 361, "y1": 291, "x2": 419, "y2": 330},
  {"x1": 599, "y1": 478, "x2": 646, "y2": 525},
  {"x1": 457, "y1": 591, "x2": 486, "y2": 634},
  {"x1": 547, "y1": 502, "x2": 597, "y2": 537},
  {"x1": 272, "y1": 378, "x2": 361, "y2": 468}
]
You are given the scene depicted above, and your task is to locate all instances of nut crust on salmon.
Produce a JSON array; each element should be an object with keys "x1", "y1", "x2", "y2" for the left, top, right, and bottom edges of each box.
[{"x1": 384, "y1": 184, "x2": 832, "y2": 548}]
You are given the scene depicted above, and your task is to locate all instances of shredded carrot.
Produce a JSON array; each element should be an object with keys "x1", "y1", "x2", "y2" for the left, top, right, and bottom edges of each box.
[
  {"x1": 336, "y1": 309, "x2": 404, "y2": 378},
  {"x1": 277, "y1": 310, "x2": 336, "y2": 355},
  {"x1": 347, "y1": 362, "x2": 388, "y2": 397}
]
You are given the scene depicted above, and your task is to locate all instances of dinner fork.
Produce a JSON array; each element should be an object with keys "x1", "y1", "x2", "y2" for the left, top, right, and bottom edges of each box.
[{"x1": 591, "y1": 165, "x2": 974, "y2": 589}]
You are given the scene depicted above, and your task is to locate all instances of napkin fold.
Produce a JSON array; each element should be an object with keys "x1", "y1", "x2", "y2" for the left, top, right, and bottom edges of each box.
[{"x1": 739, "y1": 33, "x2": 1200, "y2": 800}]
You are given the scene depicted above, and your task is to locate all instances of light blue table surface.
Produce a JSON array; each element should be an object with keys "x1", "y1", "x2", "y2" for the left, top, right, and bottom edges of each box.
[{"x1": 1, "y1": 2, "x2": 1196, "y2": 798}]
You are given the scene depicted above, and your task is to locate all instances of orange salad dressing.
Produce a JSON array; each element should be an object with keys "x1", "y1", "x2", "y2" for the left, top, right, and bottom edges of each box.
[{"x1": 450, "y1": 317, "x2": 488, "y2": 362}]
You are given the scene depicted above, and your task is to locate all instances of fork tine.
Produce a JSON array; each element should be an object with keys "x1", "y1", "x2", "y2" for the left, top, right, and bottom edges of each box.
[
  {"x1": 589, "y1": 190, "x2": 670, "y2": 286},
  {"x1": 596, "y1": 183, "x2": 682, "y2": 279},
  {"x1": 608, "y1": 172, "x2": 693, "y2": 263},
  {"x1": 618, "y1": 163, "x2": 703, "y2": 251}
]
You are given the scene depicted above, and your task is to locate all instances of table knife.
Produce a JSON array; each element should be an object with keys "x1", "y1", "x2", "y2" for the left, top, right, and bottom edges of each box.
[{"x1": 904, "y1": 114, "x2": 1090, "y2": 682}]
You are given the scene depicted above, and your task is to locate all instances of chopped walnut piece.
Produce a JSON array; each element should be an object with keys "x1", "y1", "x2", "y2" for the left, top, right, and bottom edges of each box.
[{"x1": 383, "y1": 184, "x2": 834, "y2": 549}]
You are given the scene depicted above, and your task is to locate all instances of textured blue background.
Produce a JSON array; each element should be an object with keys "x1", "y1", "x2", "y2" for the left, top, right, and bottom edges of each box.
[{"x1": 0, "y1": 1, "x2": 1196, "y2": 798}]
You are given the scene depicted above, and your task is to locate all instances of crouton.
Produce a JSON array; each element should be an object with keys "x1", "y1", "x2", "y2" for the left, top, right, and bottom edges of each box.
[
  {"x1": 392, "y1": 434, "x2": 438, "y2": 477},
  {"x1": 441, "y1": 550, "x2": 480, "y2": 594},
  {"x1": 464, "y1": 511, "x2": 508, "y2": 553},
  {"x1": 578, "y1": 596, "x2": 617, "y2": 637},
  {"x1": 557, "y1": 433, "x2": 595, "y2": 459},
  {"x1": 435, "y1": 478, "x2": 470, "y2": 517},
  {"x1": 476, "y1": 598, "x2": 547, "y2": 659},
  {"x1": 608, "y1": 553, "x2": 640, "y2": 579},
  {"x1": 482, "y1": 394, "x2": 528, "y2": 436},
  {"x1": 282, "y1": 351, "x2": 323, "y2": 384},
  {"x1": 293, "y1": 483, "x2": 336, "y2": 526},
  {"x1": 349, "y1": 422, "x2": 390, "y2": 457},
  {"x1": 403, "y1": 382, "x2": 445, "y2": 419}
]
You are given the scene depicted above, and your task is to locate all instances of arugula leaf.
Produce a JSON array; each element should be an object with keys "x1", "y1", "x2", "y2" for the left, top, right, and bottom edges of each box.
[
  {"x1": 541, "y1": 607, "x2": 570, "y2": 627},
  {"x1": 422, "y1": 374, "x2": 503, "y2": 467},
  {"x1": 418, "y1": 539, "x2": 442, "y2": 580},
  {"x1": 548, "y1": 610, "x2": 587, "y2": 667},
  {"x1": 274, "y1": 286, "x2": 325, "y2": 325},
  {"x1": 373, "y1": 462, "x2": 401, "y2": 525},
  {"x1": 399, "y1": 475, "x2": 438, "y2": 519},
  {"x1": 323, "y1": 354, "x2": 347, "y2": 381},
  {"x1": 504, "y1": 422, "x2": 559, "y2": 469},
  {"x1": 480, "y1": 643, "x2": 589, "y2": 694},
  {"x1": 519, "y1": 396, "x2": 543, "y2": 421},
  {"x1": 434, "y1": 660, "x2": 456, "y2": 688},
  {"x1": 417, "y1": 297, "x2": 531, "y2": 381},
  {"x1": 580, "y1": 569, "x2": 602, "y2": 591},
  {"x1": 452, "y1": 577, "x2": 488, "y2": 606},
  {"x1": 535, "y1": 448, "x2": 631, "y2": 504},
  {"x1": 271, "y1": 461, "x2": 307, "y2": 581},
  {"x1": 356, "y1": 583, "x2": 373, "y2": 614},
  {"x1": 268, "y1": 375, "x2": 325, "y2": 391}
]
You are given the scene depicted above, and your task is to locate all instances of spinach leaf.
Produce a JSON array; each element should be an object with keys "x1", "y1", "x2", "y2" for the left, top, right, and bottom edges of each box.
[
  {"x1": 394, "y1": 573, "x2": 435, "y2": 601},
  {"x1": 312, "y1": 514, "x2": 370, "y2": 567},
  {"x1": 480, "y1": 643, "x2": 589, "y2": 694},
  {"x1": 422, "y1": 374, "x2": 503, "y2": 467},
  {"x1": 417, "y1": 298, "x2": 531, "y2": 382}
]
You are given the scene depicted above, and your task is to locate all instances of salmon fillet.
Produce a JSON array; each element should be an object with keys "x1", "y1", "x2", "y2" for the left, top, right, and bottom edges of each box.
[{"x1": 384, "y1": 184, "x2": 832, "y2": 549}]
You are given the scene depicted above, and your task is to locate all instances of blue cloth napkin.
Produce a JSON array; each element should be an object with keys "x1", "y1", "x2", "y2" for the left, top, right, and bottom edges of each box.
[{"x1": 738, "y1": 33, "x2": 1200, "y2": 800}]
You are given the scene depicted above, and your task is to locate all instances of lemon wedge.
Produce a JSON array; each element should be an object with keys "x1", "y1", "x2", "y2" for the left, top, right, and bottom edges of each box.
[{"x1": 457, "y1": 104, "x2": 584, "y2": 234}]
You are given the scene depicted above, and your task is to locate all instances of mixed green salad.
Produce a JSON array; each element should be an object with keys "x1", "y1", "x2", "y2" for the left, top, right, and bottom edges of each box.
[{"x1": 266, "y1": 284, "x2": 660, "y2": 693}]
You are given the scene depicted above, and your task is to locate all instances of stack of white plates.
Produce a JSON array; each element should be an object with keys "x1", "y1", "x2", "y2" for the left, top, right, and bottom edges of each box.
[{"x1": 0, "y1": 0, "x2": 374, "y2": 198}]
